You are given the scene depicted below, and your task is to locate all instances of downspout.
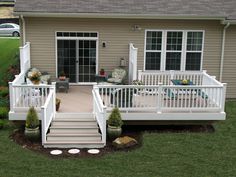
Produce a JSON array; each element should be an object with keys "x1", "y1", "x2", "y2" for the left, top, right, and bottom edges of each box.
[
  {"x1": 20, "y1": 15, "x2": 26, "y2": 45},
  {"x1": 220, "y1": 22, "x2": 230, "y2": 82}
]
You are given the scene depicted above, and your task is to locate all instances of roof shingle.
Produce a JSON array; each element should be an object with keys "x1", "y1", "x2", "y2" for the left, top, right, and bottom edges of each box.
[{"x1": 14, "y1": 0, "x2": 236, "y2": 20}]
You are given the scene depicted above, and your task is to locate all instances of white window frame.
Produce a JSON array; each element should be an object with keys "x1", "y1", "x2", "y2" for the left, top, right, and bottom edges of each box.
[{"x1": 144, "y1": 29, "x2": 205, "y2": 71}]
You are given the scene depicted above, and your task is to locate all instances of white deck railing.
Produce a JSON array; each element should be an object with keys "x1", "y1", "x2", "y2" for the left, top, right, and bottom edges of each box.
[
  {"x1": 10, "y1": 84, "x2": 54, "y2": 112},
  {"x1": 138, "y1": 70, "x2": 212, "y2": 86},
  {"x1": 41, "y1": 87, "x2": 56, "y2": 144},
  {"x1": 92, "y1": 86, "x2": 107, "y2": 145},
  {"x1": 97, "y1": 83, "x2": 226, "y2": 113},
  {"x1": 129, "y1": 43, "x2": 138, "y2": 83}
]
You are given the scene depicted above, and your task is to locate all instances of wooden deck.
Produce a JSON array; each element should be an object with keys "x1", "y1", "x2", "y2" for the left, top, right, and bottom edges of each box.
[{"x1": 56, "y1": 86, "x2": 93, "y2": 113}]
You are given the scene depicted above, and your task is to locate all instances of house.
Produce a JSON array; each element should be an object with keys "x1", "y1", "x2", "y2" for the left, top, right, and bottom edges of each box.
[{"x1": 8, "y1": 0, "x2": 235, "y2": 148}]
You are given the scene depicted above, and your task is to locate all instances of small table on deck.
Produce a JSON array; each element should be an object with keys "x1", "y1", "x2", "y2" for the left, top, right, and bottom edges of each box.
[
  {"x1": 95, "y1": 74, "x2": 108, "y2": 83},
  {"x1": 56, "y1": 78, "x2": 69, "y2": 93}
]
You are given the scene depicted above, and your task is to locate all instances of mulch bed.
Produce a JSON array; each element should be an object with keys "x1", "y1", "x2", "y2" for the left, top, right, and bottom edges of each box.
[{"x1": 10, "y1": 124, "x2": 214, "y2": 158}]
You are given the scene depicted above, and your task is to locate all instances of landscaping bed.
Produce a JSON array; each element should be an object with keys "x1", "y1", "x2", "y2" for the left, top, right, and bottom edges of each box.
[{"x1": 10, "y1": 124, "x2": 214, "y2": 158}]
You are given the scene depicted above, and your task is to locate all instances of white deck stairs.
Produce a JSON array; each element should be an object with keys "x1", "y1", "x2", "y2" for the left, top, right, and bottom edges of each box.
[{"x1": 44, "y1": 113, "x2": 104, "y2": 148}]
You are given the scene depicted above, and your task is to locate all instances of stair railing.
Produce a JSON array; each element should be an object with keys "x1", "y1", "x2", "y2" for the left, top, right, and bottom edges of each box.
[
  {"x1": 92, "y1": 86, "x2": 107, "y2": 146},
  {"x1": 41, "y1": 85, "x2": 56, "y2": 145}
]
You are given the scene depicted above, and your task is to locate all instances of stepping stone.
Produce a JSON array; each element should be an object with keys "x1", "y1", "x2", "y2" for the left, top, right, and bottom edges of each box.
[
  {"x1": 50, "y1": 150, "x2": 62, "y2": 155},
  {"x1": 87, "y1": 149, "x2": 100, "y2": 154},
  {"x1": 68, "y1": 149, "x2": 80, "y2": 154}
]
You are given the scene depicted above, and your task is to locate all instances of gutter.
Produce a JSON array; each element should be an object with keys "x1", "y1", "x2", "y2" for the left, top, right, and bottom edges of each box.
[
  {"x1": 20, "y1": 15, "x2": 26, "y2": 45},
  {"x1": 13, "y1": 12, "x2": 227, "y2": 20},
  {"x1": 219, "y1": 22, "x2": 230, "y2": 82}
]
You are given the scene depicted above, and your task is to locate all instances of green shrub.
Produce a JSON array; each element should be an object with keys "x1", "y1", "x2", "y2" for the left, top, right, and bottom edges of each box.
[
  {"x1": 108, "y1": 107, "x2": 123, "y2": 127},
  {"x1": 0, "y1": 120, "x2": 4, "y2": 129},
  {"x1": 0, "y1": 107, "x2": 9, "y2": 119},
  {"x1": 25, "y1": 107, "x2": 39, "y2": 129},
  {"x1": 0, "y1": 87, "x2": 9, "y2": 97},
  {"x1": 0, "y1": 98, "x2": 9, "y2": 107}
]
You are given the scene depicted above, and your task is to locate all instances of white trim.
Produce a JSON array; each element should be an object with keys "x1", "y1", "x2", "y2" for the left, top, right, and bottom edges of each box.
[
  {"x1": 144, "y1": 29, "x2": 205, "y2": 72},
  {"x1": 55, "y1": 31, "x2": 99, "y2": 83},
  {"x1": 220, "y1": 23, "x2": 230, "y2": 82},
  {"x1": 13, "y1": 12, "x2": 227, "y2": 20},
  {"x1": 20, "y1": 15, "x2": 26, "y2": 45}
]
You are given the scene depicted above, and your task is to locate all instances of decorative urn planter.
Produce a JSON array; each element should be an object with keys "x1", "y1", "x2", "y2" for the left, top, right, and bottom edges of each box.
[
  {"x1": 107, "y1": 125, "x2": 122, "y2": 140},
  {"x1": 24, "y1": 127, "x2": 40, "y2": 140}
]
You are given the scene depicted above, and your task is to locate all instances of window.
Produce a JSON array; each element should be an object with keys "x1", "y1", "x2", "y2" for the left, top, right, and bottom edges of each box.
[
  {"x1": 145, "y1": 30, "x2": 204, "y2": 71},
  {"x1": 57, "y1": 32, "x2": 97, "y2": 38},
  {"x1": 185, "y1": 32, "x2": 203, "y2": 70},
  {"x1": 145, "y1": 31, "x2": 162, "y2": 70},
  {"x1": 166, "y1": 31, "x2": 183, "y2": 70}
]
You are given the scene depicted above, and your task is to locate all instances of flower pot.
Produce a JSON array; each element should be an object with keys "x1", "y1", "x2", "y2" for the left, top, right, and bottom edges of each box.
[
  {"x1": 107, "y1": 125, "x2": 122, "y2": 140},
  {"x1": 24, "y1": 127, "x2": 40, "y2": 140},
  {"x1": 31, "y1": 80, "x2": 40, "y2": 85},
  {"x1": 100, "y1": 71, "x2": 105, "y2": 75},
  {"x1": 59, "y1": 76, "x2": 66, "y2": 81},
  {"x1": 56, "y1": 102, "x2": 60, "y2": 111}
]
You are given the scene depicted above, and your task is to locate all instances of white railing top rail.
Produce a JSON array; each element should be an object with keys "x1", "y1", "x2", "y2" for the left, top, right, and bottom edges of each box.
[
  {"x1": 19, "y1": 42, "x2": 30, "y2": 50},
  {"x1": 11, "y1": 72, "x2": 25, "y2": 85},
  {"x1": 41, "y1": 90, "x2": 54, "y2": 109},
  {"x1": 12, "y1": 84, "x2": 54, "y2": 88},
  {"x1": 130, "y1": 43, "x2": 138, "y2": 50},
  {"x1": 96, "y1": 84, "x2": 224, "y2": 89},
  {"x1": 93, "y1": 87, "x2": 107, "y2": 110},
  {"x1": 202, "y1": 72, "x2": 223, "y2": 86}
]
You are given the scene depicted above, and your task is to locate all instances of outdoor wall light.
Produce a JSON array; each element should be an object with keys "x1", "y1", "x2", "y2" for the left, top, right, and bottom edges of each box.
[
  {"x1": 120, "y1": 57, "x2": 126, "y2": 67},
  {"x1": 102, "y1": 41, "x2": 106, "y2": 48},
  {"x1": 132, "y1": 25, "x2": 142, "y2": 31}
]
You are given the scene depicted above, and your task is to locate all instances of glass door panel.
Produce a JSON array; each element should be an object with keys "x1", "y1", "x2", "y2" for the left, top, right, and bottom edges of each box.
[
  {"x1": 78, "y1": 40, "x2": 96, "y2": 82},
  {"x1": 57, "y1": 40, "x2": 76, "y2": 82}
]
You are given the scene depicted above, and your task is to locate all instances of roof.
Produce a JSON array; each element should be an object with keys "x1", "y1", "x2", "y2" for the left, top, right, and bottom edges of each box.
[{"x1": 14, "y1": 0, "x2": 236, "y2": 20}]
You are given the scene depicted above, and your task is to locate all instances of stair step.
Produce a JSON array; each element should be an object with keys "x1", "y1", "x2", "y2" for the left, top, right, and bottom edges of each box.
[
  {"x1": 52, "y1": 120, "x2": 97, "y2": 126},
  {"x1": 47, "y1": 133, "x2": 101, "y2": 141},
  {"x1": 49, "y1": 127, "x2": 99, "y2": 134},
  {"x1": 50, "y1": 124, "x2": 98, "y2": 128},
  {"x1": 44, "y1": 141, "x2": 104, "y2": 148},
  {"x1": 55, "y1": 113, "x2": 94, "y2": 119},
  {"x1": 54, "y1": 118, "x2": 95, "y2": 122}
]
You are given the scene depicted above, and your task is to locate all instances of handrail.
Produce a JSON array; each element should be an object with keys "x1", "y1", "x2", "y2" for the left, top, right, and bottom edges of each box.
[
  {"x1": 41, "y1": 87, "x2": 55, "y2": 145},
  {"x1": 92, "y1": 86, "x2": 106, "y2": 145}
]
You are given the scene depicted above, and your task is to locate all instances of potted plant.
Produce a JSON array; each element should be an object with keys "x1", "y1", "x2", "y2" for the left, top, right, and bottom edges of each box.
[
  {"x1": 100, "y1": 68, "x2": 105, "y2": 76},
  {"x1": 59, "y1": 71, "x2": 66, "y2": 80},
  {"x1": 27, "y1": 68, "x2": 41, "y2": 85},
  {"x1": 56, "y1": 98, "x2": 61, "y2": 111},
  {"x1": 107, "y1": 107, "x2": 123, "y2": 139},
  {"x1": 24, "y1": 107, "x2": 40, "y2": 140}
]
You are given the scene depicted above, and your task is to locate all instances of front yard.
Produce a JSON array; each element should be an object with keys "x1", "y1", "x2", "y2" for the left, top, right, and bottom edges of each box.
[{"x1": 0, "y1": 101, "x2": 235, "y2": 177}]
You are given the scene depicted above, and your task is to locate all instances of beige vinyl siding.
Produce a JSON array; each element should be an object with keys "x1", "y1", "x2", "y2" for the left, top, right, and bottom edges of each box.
[
  {"x1": 223, "y1": 26, "x2": 236, "y2": 98},
  {"x1": 25, "y1": 18, "x2": 223, "y2": 85}
]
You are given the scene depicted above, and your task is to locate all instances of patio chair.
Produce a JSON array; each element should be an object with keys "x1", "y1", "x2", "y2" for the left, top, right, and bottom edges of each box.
[{"x1": 107, "y1": 68, "x2": 126, "y2": 84}]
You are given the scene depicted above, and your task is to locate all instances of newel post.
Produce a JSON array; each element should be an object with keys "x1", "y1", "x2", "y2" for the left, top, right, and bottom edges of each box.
[
  {"x1": 138, "y1": 70, "x2": 142, "y2": 81},
  {"x1": 41, "y1": 106, "x2": 46, "y2": 145},
  {"x1": 221, "y1": 83, "x2": 227, "y2": 112},
  {"x1": 9, "y1": 82, "x2": 14, "y2": 112},
  {"x1": 157, "y1": 83, "x2": 163, "y2": 113},
  {"x1": 102, "y1": 106, "x2": 107, "y2": 145}
]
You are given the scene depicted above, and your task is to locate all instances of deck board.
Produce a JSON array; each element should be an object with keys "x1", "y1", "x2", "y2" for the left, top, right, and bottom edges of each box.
[{"x1": 56, "y1": 86, "x2": 93, "y2": 113}]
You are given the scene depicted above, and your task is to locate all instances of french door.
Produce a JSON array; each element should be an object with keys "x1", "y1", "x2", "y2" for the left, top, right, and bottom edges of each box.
[{"x1": 57, "y1": 39, "x2": 97, "y2": 83}]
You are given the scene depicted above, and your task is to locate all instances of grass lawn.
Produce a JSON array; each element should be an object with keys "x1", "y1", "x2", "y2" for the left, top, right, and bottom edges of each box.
[
  {"x1": 0, "y1": 101, "x2": 235, "y2": 177},
  {"x1": 0, "y1": 38, "x2": 19, "y2": 85}
]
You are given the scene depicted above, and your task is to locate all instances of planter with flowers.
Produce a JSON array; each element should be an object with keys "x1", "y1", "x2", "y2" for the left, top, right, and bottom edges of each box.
[{"x1": 27, "y1": 68, "x2": 42, "y2": 85}]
